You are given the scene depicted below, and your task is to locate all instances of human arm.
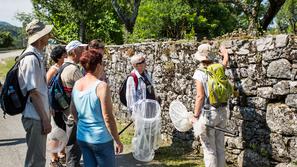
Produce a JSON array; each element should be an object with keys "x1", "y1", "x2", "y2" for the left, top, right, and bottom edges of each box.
[
  {"x1": 219, "y1": 46, "x2": 229, "y2": 68},
  {"x1": 46, "y1": 66, "x2": 57, "y2": 85},
  {"x1": 70, "y1": 100, "x2": 78, "y2": 124},
  {"x1": 97, "y1": 82, "x2": 123, "y2": 154},
  {"x1": 20, "y1": 55, "x2": 51, "y2": 134},
  {"x1": 192, "y1": 80, "x2": 205, "y2": 123},
  {"x1": 30, "y1": 89, "x2": 52, "y2": 134}
]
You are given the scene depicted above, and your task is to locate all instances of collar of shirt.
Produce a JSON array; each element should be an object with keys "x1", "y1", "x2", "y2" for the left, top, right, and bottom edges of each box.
[
  {"x1": 27, "y1": 45, "x2": 44, "y2": 61},
  {"x1": 64, "y1": 58, "x2": 76, "y2": 64},
  {"x1": 132, "y1": 69, "x2": 153, "y2": 83},
  {"x1": 132, "y1": 69, "x2": 143, "y2": 79}
]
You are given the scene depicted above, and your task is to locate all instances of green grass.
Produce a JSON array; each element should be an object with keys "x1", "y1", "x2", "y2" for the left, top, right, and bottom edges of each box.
[
  {"x1": 117, "y1": 121, "x2": 204, "y2": 166},
  {"x1": 154, "y1": 141, "x2": 204, "y2": 167},
  {"x1": 0, "y1": 57, "x2": 15, "y2": 81},
  {"x1": 117, "y1": 121, "x2": 134, "y2": 145}
]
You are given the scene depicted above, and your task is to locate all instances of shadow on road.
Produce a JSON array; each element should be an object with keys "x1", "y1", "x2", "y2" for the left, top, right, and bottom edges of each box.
[
  {"x1": 0, "y1": 137, "x2": 26, "y2": 146},
  {"x1": 116, "y1": 152, "x2": 163, "y2": 167}
]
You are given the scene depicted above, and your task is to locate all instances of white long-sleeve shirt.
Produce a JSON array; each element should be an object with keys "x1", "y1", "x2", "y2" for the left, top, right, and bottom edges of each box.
[{"x1": 126, "y1": 69, "x2": 153, "y2": 111}]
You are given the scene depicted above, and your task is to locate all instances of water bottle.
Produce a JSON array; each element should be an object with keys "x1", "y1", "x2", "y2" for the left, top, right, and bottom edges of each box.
[
  {"x1": 8, "y1": 86, "x2": 21, "y2": 109},
  {"x1": 54, "y1": 89, "x2": 69, "y2": 109}
]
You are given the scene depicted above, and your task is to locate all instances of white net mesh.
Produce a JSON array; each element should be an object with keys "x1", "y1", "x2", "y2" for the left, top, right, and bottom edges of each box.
[
  {"x1": 169, "y1": 100, "x2": 193, "y2": 132},
  {"x1": 131, "y1": 99, "x2": 161, "y2": 162},
  {"x1": 47, "y1": 127, "x2": 68, "y2": 153}
]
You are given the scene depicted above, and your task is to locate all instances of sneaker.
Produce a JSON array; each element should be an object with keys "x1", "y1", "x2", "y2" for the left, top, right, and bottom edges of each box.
[{"x1": 49, "y1": 160, "x2": 63, "y2": 167}]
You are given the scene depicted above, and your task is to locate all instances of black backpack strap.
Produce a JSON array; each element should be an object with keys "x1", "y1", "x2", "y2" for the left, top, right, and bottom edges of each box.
[
  {"x1": 140, "y1": 75, "x2": 152, "y2": 86},
  {"x1": 56, "y1": 62, "x2": 75, "y2": 74},
  {"x1": 139, "y1": 73, "x2": 156, "y2": 100},
  {"x1": 16, "y1": 51, "x2": 41, "y2": 67},
  {"x1": 15, "y1": 51, "x2": 41, "y2": 101}
]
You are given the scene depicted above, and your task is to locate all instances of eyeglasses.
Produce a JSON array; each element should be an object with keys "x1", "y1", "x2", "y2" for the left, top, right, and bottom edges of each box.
[{"x1": 136, "y1": 59, "x2": 146, "y2": 65}]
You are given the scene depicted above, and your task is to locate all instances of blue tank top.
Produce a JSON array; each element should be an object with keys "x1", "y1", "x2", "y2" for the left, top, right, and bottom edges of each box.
[{"x1": 72, "y1": 80, "x2": 112, "y2": 144}]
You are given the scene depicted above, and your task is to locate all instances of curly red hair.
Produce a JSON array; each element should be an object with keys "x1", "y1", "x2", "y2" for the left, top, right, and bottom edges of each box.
[{"x1": 80, "y1": 49, "x2": 103, "y2": 73}]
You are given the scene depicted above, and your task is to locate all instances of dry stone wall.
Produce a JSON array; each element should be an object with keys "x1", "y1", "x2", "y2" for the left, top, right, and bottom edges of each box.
[
  {"x1": 103, "y1": 35, "x2": 297, "y2": 167},
  {"x1": 46, "y1": 35, "x2": 297, "y2": 167}
]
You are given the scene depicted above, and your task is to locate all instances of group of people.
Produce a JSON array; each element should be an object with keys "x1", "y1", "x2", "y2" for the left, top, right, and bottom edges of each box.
[{"x1": 13, "y1": 19, "x2": 230, "y2": 167}]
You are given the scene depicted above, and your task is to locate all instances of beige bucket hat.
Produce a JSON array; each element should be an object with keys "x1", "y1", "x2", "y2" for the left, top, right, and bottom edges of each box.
[
  {"x1": 26, "y1": 19, "x2": 53, "y2": 45},
  {"x1": 194, "y1": 44, "x2": 216, "y2": 62}
]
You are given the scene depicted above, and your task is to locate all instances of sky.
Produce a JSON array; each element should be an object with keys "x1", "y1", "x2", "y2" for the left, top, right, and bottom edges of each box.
[{"x1": 0, "y1": 0, "x2": 33, "y2": 27}]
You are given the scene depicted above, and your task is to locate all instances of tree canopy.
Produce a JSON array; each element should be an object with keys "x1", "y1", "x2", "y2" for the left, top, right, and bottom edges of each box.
[
  {"x1": 276, "y1": 0, "x2": 297, "y2": 34},
  {"x1": 0, "y1": 31, "x2": 14, "y2": 48},
  {"x1": 31, "y1": 0, "x2": 124, "y2": 44},
  {"x1": 17, "y1": 0, "x2": 291, "y2": 44}
]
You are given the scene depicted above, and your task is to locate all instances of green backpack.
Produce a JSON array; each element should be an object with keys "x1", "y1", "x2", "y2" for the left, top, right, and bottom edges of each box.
[{"x1": 201, "y1": 63, "x2": 233, "y2": 107}]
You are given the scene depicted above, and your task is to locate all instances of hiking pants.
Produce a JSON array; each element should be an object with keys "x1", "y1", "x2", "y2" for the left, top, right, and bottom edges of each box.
[
  {"x1": 199, "y1": 107, "x2": 227, "y2": 167},
  {"x1": 22, "y1": 117, "x2": 47, "y2": 167}
]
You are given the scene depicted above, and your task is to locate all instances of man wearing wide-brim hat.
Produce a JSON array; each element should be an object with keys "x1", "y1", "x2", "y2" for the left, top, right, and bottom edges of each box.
[{"x1": 18, "y1": 19, "x2": 53, "y2": 167}]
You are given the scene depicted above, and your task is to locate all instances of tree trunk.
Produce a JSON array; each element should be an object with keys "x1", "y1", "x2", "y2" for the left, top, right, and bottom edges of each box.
[
  {"x1": 111, "y1": 0, "x2": 141, "y2": 33},
  {"x1": 261, "y1": 0, "x2": 286, "y2": 30},
  {"x1": 79, "y1": 21, "x2": 86, "y2": 43},
  {"x1": 247, "y1": 17, "x2": 259, "y2": 35}
]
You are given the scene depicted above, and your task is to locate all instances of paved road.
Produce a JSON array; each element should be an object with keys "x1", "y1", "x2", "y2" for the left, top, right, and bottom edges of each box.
[
  {"x1": 0, "y1": 111, "x2": 161, "y2": 167},
  {"x1": 0, "y1": 49, "x2": 162, "y2": 167},
  {"x1": 0, "y1": 49, "x2": 23, "y2": 59},
  {"x1": 0, "y1": 114, "x2": 27, "y2": 166}
]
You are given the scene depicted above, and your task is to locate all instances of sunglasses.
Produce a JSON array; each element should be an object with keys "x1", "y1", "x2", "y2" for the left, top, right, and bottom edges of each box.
[{"x1": 136, "y1": 59, "x2": 146, "y2": 65}]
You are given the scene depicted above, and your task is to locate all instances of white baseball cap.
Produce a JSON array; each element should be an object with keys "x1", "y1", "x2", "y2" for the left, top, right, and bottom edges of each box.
[{"x1": 66, "y1": 40, "x2": 87, "y2": 53}]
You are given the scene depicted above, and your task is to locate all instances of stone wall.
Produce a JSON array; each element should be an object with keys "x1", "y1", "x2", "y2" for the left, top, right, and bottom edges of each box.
[
  {"x1": 103, "y1": 35, "x2": 297, "y2": 167},
  {"x1": 47, "y1": 35, "x2": 297, "y2": 166}
]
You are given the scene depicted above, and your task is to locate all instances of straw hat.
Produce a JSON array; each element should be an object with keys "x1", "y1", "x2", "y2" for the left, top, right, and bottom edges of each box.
[
  {"x1": 26, "y1": 19, "x2": 53, "y2": 45},
  {"x1": 194, "y1": 44, "x2": 216, "y2": 62}
]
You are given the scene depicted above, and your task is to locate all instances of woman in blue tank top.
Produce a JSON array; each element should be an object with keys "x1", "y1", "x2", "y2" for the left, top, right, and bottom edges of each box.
[{"x1": 70, "y1": 49, "x2": 123, "y2": 167}]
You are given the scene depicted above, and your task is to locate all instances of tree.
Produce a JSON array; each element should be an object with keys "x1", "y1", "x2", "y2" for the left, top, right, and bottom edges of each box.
[
  {"x1": 15, "y1": 12, "x2": 35, "y2": 29},
  {"x1": 216, "y1": 0, "x2": 286, "y2": 34},
  {"x1": 31, "y1": 0, "x2": 124, "y2": 44},
  {"x1": 111, "y1": 0, "x2": 141, "y2": 33},
  {"x1": 15, "y1": 12, "x2": 35, "y2": 47},
  {"x1": 187, "y1": 0, "x2": 238, "y2": 39},
  {"x1": 261, "y1": 0, "x2": 287, "y2": 30},
  {"x1": 127, "y1": 0, "x2": 237, "y2": 42},
  {"x1": 276, "y1": 0, "x2": 297, "y2": 34},
  {"x1": 0, "y1": 31, "x2": 14, "y2": 48}
]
